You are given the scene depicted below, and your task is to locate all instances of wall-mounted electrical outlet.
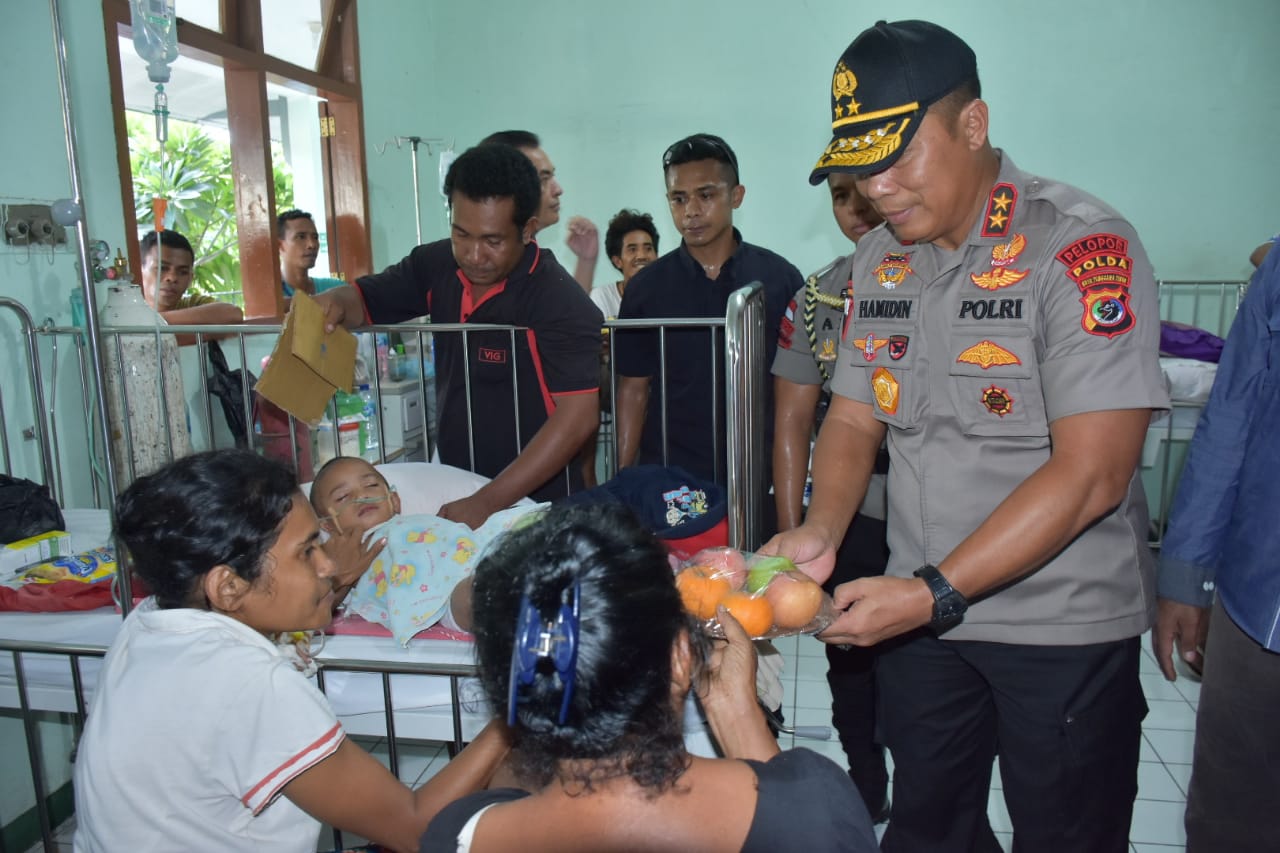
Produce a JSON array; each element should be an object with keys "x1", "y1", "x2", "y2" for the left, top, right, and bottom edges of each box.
[{"x1": 3, "y1": 203, "x2": 67, "y2": 247}]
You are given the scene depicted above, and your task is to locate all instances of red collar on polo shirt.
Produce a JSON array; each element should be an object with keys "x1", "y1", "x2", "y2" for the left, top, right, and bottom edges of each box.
[{"x1": 455, "y1": 244, "x2": 542, "y2": 321}]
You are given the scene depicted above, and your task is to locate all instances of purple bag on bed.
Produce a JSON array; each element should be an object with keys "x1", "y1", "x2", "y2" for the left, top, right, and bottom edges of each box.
[{"x1": 1160, "y1": 321, "x2": 1225, "y2": 363}]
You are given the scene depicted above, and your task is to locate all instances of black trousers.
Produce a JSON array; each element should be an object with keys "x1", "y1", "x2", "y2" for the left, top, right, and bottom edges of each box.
[
  {"x1": 1186, "y1": 597, "x2": 1280, "y2": 852},
  {"x1": 877, "y1": 632, "x2": 1146, "y2": 853},
  {"x1": 824, "y1": 511, "x2": 890, "y2": 813}
]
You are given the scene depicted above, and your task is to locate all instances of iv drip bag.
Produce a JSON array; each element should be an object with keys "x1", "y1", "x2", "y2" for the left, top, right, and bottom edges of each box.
[{"x1": 131, "y1": 0, "x2": 179, "y2": 84}]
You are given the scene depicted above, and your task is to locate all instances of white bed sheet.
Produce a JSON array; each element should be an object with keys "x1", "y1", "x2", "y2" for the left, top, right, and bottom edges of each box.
[{"x1": 0, "y1": 609, "x2": 719, "y2": 753}]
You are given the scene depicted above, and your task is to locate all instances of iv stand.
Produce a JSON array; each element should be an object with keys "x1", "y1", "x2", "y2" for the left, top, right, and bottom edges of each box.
[{"x1": 376, "y1": 135, "x2": 447, "y2": 245}]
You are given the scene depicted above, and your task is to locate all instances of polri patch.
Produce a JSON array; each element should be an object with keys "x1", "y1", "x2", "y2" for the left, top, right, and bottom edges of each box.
[
  {"x1": 956, "y1": 340, "x2": 1021, "y2": 369},
  {"x1": 981, "y1": 183, "x2": 1018, "y2": 238},
  {"x1": 981, "y1": 385, "x2": 1014, "y2": 417},
  {"x1": 888, "y1": 334, "x2": 909, "y2": 360}
]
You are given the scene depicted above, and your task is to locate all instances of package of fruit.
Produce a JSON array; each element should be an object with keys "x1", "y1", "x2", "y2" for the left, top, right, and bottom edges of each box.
[{"x1": 674, "y1": 547, "x2": 836, "y2": 640}]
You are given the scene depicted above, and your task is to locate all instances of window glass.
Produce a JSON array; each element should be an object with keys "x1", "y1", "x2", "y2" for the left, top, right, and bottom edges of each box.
[{"x1": 262, "y1": 0, "x2": 325, "y2": 71}]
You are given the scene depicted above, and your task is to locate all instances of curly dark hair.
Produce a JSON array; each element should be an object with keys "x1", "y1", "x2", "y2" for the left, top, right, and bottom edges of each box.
[
  {"x1": 604, "y1": 210, "x2": 660, "y2": 262},
  {"x1": 471, "y1": 503, "x2": 699, "y2": 794},
  {"x1": 443, "y1": 144, "x2": 542, "y2": 230},
  {"x1": 114, "y1": 450, "x2": 299, "y2": 609}
]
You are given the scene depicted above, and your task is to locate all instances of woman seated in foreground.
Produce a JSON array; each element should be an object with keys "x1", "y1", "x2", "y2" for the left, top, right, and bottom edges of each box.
[
  {"x1": 421, "y1": 503, "x2": 877, "y2": 852},
  {"x1": 73, "y1": 449, "x2": 510, "y2": 853}
]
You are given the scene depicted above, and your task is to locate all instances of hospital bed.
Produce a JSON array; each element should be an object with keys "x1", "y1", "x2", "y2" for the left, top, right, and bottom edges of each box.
[
  {"x1": 0, "y1": 285, "x2": 768, "y2": 851},
  {"x1": 1144, "y1": 279, "x2": 1249, "y2": 549}
]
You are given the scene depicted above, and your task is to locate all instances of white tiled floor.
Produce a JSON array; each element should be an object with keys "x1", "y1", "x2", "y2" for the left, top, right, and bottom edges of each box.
[
  {"x1": 30, "y1": 633, "x2": 1199, "y2": 853},
  {"x1": 765, "y1": 630, "x2": 1198, "y2": 852}
]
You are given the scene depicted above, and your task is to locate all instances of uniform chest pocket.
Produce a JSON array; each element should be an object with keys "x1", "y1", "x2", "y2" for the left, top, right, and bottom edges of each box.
[
  {"x1": 840, "y1": 321, "x2": 921, "y2": 429},
  {"x1": 947, "y1": 330, "x2": 1048, "y2": 436}
]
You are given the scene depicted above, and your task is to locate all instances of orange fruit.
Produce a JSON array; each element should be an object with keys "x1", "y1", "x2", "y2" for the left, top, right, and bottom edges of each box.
[
  {"x1": 720, "y1": 591, "x2": 774, "y2": 638},
  {"x1": 676, "y1": 565, "x2": 731, "y2": 620}
]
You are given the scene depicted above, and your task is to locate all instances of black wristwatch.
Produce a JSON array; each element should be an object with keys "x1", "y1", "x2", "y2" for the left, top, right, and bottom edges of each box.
[{"x1": 914, "y1": 564, "x2": 968, "y2": 632}]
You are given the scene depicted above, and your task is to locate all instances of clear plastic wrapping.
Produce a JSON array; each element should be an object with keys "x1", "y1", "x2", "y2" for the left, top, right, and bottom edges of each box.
[{"x1": 674, "y1": 547, "x2": 836, "y2": 639}]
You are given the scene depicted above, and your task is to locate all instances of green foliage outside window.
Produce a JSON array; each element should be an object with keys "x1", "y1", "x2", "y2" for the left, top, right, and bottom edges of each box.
[{"x1": 127, "y1": 113, "x2": 294, "y2": 302}]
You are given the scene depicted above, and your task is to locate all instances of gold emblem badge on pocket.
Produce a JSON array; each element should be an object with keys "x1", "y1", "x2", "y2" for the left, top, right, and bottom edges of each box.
[{"x1": 872, "y1": 367, "x2": 900, "y2": 415}]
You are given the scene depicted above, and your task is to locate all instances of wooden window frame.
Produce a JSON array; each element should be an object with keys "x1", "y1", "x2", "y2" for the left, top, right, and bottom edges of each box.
[{"x1": 102, "y1": 0, "x2": 370, "y2": 318}]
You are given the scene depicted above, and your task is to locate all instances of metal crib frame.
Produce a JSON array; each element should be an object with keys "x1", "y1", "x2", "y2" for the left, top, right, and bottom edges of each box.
[{"x1": 0, "y1": 283, "x2": 768, "y2": 852}]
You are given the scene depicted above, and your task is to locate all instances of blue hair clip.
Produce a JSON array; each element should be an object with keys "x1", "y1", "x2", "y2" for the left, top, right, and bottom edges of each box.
[{"x1": 507, "y1": 579, "x2": 580, "y2": 727}]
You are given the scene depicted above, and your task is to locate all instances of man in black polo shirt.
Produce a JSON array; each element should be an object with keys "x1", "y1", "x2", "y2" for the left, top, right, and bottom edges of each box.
[
  {"x1": 314, "y1": 144, "x2": 603, "y2": 527},
  {"x1": 613, "y1": 134, "x2": 802, "y2": 505}
]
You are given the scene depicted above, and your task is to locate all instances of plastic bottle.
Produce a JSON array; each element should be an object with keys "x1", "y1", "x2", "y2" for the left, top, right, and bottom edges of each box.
[
  {"x1": 333, "y1": 390, "x2": 368, "y2": 460},
  {"x1": 358, "y1": 384, "x2": 381, "y2": 461},
  {"x1": 375, "y1": 333, "x2": 390, "y2": 381}
]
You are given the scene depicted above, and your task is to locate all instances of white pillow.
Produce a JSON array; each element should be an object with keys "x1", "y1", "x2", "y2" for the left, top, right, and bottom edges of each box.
[
  {"x1": 301, "y1": 461, "x2": 534, "y2": 515},
  {"x1": 1159, "y1": 357, "x2": 1218, "y2": 405}
]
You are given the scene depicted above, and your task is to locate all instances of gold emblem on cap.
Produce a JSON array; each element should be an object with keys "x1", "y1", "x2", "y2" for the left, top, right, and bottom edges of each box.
[
  {"x1": 831, "y1": 61, "x2": 861, "y2": 120},
  {"x1": 813, "y1": 118, "x2": 911, "y2": 172}
]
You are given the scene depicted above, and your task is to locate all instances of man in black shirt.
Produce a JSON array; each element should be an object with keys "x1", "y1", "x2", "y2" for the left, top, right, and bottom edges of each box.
[
  {"x1": 314, "y1": 144, "x2": 602, "y2": 527},
  {"x1": 613, "y1": 134, "x2": 802, "y2": 498}
]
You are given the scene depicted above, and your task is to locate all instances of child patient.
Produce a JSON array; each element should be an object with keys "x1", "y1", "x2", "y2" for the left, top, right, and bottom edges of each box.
[{"x1": 309, "y1": 457, "x2": 536, "y2": 644}]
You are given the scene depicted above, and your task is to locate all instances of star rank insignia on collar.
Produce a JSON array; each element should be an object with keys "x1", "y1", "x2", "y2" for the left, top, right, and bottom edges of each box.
[{"x1": 981, "y1": 183, "x2": 1018, "y2": 238}]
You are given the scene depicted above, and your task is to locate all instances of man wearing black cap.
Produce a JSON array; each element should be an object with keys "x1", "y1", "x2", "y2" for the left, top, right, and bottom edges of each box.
[
  {"x1": 613, "y1": 134, "x2": 801, "y2": 508},
  {"x1": 763, "y1": 20, "x2": 1168, "y2": 852}
]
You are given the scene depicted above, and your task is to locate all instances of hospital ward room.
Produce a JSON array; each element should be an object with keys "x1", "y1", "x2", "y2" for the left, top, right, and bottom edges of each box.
[{"x1": 1, "y1": 1, "x2": 1275, "y2": 851}]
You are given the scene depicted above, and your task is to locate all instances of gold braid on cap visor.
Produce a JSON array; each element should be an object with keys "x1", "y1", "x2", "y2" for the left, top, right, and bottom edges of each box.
[{"x1": 813, "y1": 116, "x2": 913, "y2": 171}]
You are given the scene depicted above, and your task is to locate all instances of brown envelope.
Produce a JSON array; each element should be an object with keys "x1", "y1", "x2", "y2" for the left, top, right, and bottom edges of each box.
[{"x1": 253, "y1": 292, "x2": 356, "y2": 425}]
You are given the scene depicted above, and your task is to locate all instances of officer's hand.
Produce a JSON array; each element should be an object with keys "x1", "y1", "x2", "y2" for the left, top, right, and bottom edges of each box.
[
  {"x1": 1152, "y1": 597, "x2": 1209, "y2": 681},
  {"x1": 756, "y1": 525, "x2": 838, "y2": 585},
  {"x1": 437, "y1": 493, "x2": 498, "y2": 531},
  {"x1": 817, "y1": 576, "x2": 933, "y2": 646},
  {"x1": 565, "y1": 216, "x2": 599, "y2": 261}
]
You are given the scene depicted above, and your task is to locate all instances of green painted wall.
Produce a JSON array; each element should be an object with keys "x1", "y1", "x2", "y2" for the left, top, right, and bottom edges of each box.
[{"x1": 358, "y1": 0, "x2": 1279, "y2": 283}]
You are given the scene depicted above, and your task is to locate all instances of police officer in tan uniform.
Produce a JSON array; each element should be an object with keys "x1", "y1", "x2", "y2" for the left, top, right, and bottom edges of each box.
[
  {"x1": 762, "y1": 20, "x2": 1169, "y2": 853},
  {"x1": 773, "y1": 177, "x2": 890, "y2": 821}
]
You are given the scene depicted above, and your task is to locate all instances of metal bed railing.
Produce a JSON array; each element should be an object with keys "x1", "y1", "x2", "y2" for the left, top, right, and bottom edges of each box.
[
  {"x1": 0, "y1": 283, "x2": 768, "y2": 850},
  {"x1": 0, "y1": 637, "x2": 483, "y2": 852},
  {"x1": 1146, "y1": 279, "x2": 1249, "y2": 549}
]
